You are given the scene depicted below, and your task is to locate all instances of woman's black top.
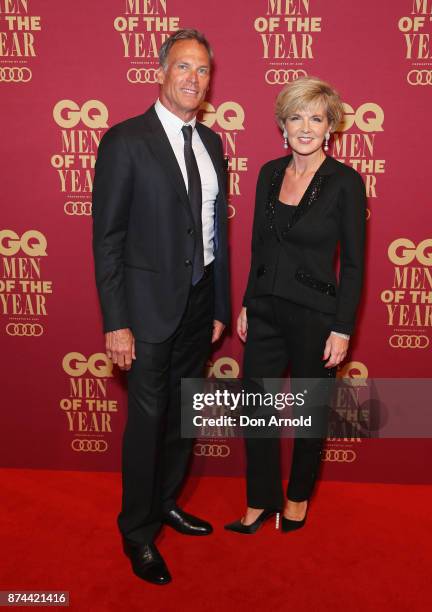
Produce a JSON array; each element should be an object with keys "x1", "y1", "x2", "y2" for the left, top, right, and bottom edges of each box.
[{"x1": 276, "y1": 200, "x2": 297, "y2": 229}]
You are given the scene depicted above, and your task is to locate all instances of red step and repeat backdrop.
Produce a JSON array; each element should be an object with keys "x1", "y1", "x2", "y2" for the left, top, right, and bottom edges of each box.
[{"x1": 1, "y1": 0, "x2": 431, "y2": 483}]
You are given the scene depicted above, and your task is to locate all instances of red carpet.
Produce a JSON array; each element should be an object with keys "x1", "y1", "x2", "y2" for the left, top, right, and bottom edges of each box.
[{"x1": 1, "y1": 469, "x2": 431, "y2": 611}]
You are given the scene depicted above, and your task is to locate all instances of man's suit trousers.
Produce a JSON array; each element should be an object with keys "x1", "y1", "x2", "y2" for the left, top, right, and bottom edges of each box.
[{"x1": 118, "y1": 268, "x2": 214, "y2": 544}]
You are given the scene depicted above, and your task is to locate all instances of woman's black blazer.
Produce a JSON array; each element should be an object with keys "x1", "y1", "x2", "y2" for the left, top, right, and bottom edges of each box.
[{"x1": 243, "y1": 155, "x2": 366, "y2": 335}]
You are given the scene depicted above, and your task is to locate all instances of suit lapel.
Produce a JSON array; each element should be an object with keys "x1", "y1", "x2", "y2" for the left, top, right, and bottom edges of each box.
[
  {"x1": 266, "y1": 155, "x2": 327, "y2": 235},
  {"x1": 141, "y1": 108, "x2": 226, "y2": 229},
  {"x1": 144, "y1": 107, "x2": 193, "y2": 218},
  {"x1": 289, "y1": 173, "x2": 325, "y2": 230}
]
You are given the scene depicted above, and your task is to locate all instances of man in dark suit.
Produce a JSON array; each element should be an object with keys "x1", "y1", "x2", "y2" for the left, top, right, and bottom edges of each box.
[{"x1": 92, "y1": 29, "x2": 230, "y2": 585}]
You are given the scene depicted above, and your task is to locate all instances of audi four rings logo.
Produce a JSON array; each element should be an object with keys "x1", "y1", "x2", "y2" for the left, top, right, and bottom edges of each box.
[
  {"x1": 407, "y1": 70, "x2": 432, "y2": 86},
  {"x1": 127, "y1": 68, "x2": 158, "y2": 84},
  {"x1": 64, "y1": 201, "x2": 92, "y2": 216},
  {"x1": 265, "y1": 69, "x2": 307, "y2": 84},
  {"x1": 71, "y1": 439, "x2": 108, "y2": 452},
  {"x1": 389, "y1": 335, "x2": 429, "y2": 349},
  {"x1": 323, "y1": 449, "x2": 356, "y2": 463},
  {"x1": 194, "y1": 444, "x2": 230, "y2": 458},
  {"x1": 0, "y1": 67, "x2": 32, "y2": 83},
  {"x1": 6, "y1": 323, "x2": 43, "y2": 337}
]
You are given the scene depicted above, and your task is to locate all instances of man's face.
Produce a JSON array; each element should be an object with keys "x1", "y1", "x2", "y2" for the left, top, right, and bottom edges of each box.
[{"x1": 157, "y1": 39, "x2": 211, "y2": 121}]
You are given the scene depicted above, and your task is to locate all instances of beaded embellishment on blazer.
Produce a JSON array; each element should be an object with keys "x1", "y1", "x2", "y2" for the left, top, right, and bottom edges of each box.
[
  {"x1": 265, "y1": 166, "x2": 326, "y2": 233},
  {"x1": 294, "y1": 269, "x2": 336, "y2": 297}
]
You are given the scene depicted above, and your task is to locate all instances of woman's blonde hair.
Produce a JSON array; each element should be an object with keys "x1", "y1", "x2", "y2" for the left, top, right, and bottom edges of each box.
[{"x1": 275, "y1": 76, "x2": 344, "y2": 131}]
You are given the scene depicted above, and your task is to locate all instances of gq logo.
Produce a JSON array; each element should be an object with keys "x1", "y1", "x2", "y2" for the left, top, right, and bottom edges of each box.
[
  {"x1": 199, "y1": 102, "x2": 245, "y2": 131},
  {"x1": 388, "y1": 239, "x2": 432, "y2": 266},
  {"x1": 62, "y1": 352, "x2": 113, "y2": 378},
  {"x1": 337, "y1": 361, "x2": 368, "y2": 387},
  {"x1": 0, "y1": 230, "x2": 47, "y2": 257},
  {"x1": 340, "y1": 103, "x2": 384, "y2": 132},
  {"x1": 53, "y1": 100, "x2": 109, "y2": 129},
  {"x1": 206, "y1": 357, "x2": 240, "y2": 378}
]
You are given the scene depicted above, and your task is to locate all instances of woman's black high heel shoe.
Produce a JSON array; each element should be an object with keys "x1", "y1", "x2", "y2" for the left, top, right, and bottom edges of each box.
[
  {"x1": 281, "y1": 503, "x2": 308, "y2": 533},
  {"x1": 224, "y1": 509, "x2": 280, "y2": 534}
]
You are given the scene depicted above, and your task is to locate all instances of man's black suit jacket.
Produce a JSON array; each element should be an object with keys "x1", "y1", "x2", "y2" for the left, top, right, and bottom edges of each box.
[
  {"x1": 92, "y1": 106, "x2": 230, "y2": 343},
  {"x1": 243, "y1": 155, "x2": 366, "y2": 335}
]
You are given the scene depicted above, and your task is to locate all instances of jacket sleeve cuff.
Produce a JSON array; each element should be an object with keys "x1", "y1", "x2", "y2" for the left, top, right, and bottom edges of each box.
[
  {"x1": 331, "y1": 330, "x2": 350, "y2": 340},
  {"x1": 103, "y1": 314, "x2": 130, "y2": 334},
  {"x1": 331, "y1": 321, "x2": 355, "y2": 335}
]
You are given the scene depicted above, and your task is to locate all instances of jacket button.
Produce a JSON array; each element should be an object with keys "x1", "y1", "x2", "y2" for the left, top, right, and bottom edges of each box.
[
  {"x1": 187, "y1": 228, "x2": 194, "y2": 235},
  {"x1": 185, "y1": 259, "x2": 192, "y2": 266}
]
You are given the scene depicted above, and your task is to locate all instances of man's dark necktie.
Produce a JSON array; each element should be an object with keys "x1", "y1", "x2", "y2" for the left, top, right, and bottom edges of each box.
[{"x1": 182, "y1": 125, "x2": 204, "y2": 285}]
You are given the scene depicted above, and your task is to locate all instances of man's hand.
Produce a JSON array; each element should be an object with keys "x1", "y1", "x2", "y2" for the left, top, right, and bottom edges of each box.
[
  {"x1": 323, "y1": 332, "x2": 349, "y2": 368},
  {"x1": 105, "y1": 328, "x2": 136, "y2": 371},
  {"x1": 237, "y1": 307, "x2": 248, "y2": 343},
  {"x1": 212, "y1": 320, "x2": 225, "y2": 343}
]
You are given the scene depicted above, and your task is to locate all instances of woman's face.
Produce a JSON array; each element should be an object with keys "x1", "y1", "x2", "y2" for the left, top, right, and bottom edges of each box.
[{"x1": 284, "y1": 101, "x2": 330, "y2": 156}]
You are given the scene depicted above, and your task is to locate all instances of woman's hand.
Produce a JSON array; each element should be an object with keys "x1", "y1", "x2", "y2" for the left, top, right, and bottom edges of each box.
[
  {"x1": 237, "y1": 307, "x2": 248, "y2": 342},
  {"x1": 323, "y1": 332, "x2": 349, "y2": 368}
]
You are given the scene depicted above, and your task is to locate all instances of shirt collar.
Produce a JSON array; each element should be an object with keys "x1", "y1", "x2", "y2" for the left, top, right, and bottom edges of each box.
[{"x1": 154, "y1": 99, "x2": 197, "y2": 136}]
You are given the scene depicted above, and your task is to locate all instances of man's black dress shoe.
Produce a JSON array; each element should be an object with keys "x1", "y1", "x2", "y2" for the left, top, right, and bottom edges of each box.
[
  {"x1": 163, "y1": 506, "x2": 213, "y2": 535},
  {"x1": 123, "y1": 540, "x2": 171, "y2": 585}
]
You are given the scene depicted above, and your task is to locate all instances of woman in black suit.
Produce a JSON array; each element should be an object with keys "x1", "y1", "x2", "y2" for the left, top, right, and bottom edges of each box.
[{"x1": 225, "y1": 77, "x2": 366, "y2": 533}]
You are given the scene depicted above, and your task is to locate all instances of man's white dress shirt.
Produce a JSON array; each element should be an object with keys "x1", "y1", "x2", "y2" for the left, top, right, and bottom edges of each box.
[{"x1": 155, "y1": 99, "x2": 218, "y2": 266}]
